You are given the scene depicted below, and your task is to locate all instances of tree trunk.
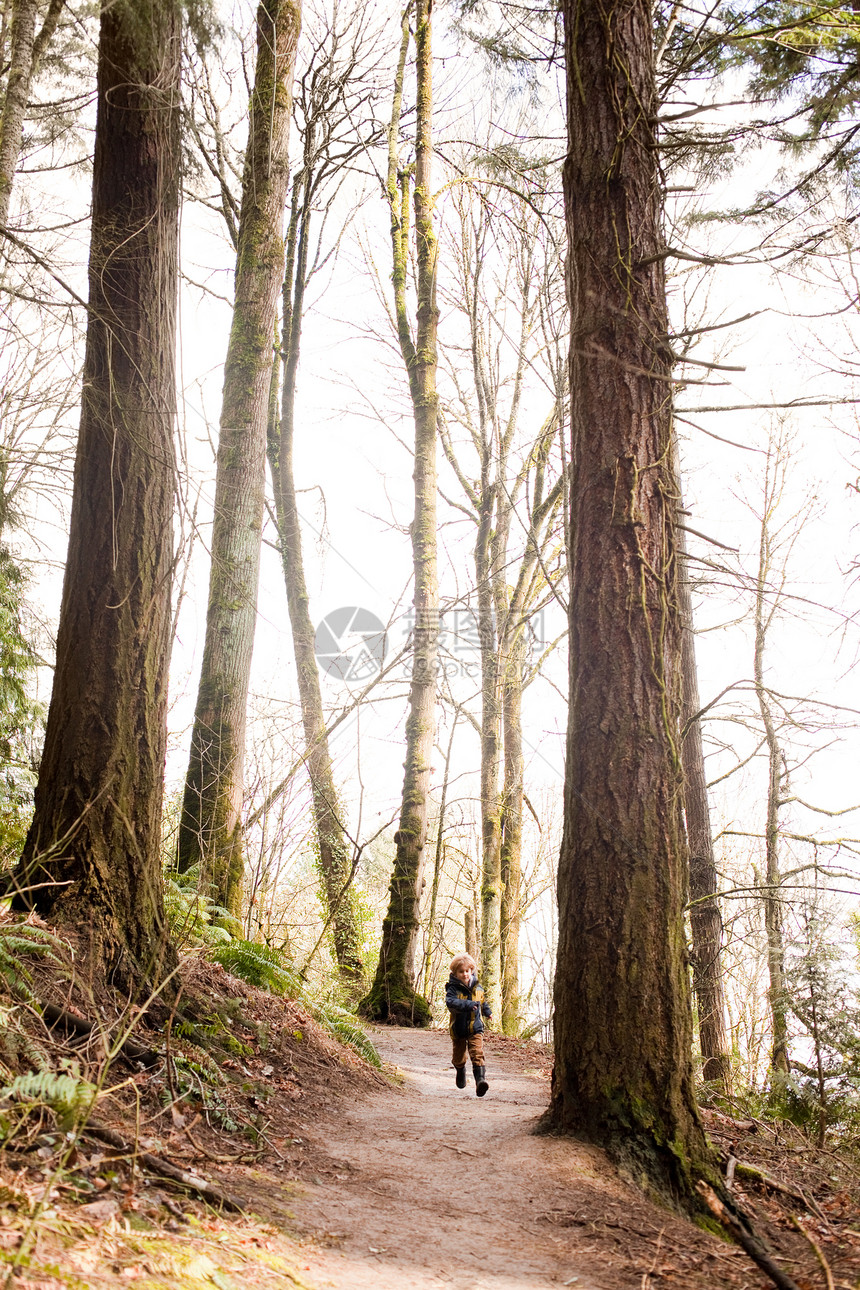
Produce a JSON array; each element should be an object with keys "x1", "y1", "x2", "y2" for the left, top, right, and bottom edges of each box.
[
  {"x1": 10, "y1": 0, "x2": 181, "y2": 991},
  {"x1": 361, "y1": 0, "x2": 435, "y2": 1025},
  {"x1": 500, "y1": 631, "x2": 524, "y2": 1035},
  {"x1": 267, "y1": 169, "x2": 363, "y2": 980},
  {"x1": 178, "y1": 0, "x2": 301, "y2": 918},
  {"x1": 676, "y1": 498, "x2": 731, "y2": 1093},
  {"x1": 476, "y1": 484, "x2": 502, "y2": 1018},
  {"x1": 421, "y1": 709, "x2": 459, "y2": 997},
  {"x1": 754, "y1": 506, "x2": 791, "y2": 1078},
  {"x1": 545, "y1": 0, "x2": 712, "y2": 1205},
  {"x1": 0, "y1": 0, "x2": 63, "y2": 228},
  {"x1": 465, "y1": 906, "x2": 478, "y2": 961}
]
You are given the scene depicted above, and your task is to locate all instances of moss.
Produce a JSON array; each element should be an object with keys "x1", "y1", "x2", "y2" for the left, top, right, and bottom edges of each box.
[{"x1": 358, "y1": 974, "x2": 431, "y2": 1027}]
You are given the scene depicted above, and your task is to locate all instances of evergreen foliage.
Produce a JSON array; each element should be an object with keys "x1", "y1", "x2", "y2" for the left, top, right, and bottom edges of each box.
[
  {"x1": 779, "y1": 908, "x2": 860, "y2": 1136},
  {"x1": 0, "y1": 549, "x2": 44, "y2": 868}
]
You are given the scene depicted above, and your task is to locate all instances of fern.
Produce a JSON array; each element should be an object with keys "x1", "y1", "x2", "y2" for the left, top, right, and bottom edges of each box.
[
  {"x1": 210, "y1": 940, "x2": 380, "y2": 1068},
  {"x1": 311, "y1": 1003, "x2": 381, "y2": 1069},
  {"x1": 164, "y1": 866, "x2": 242, "y2": 949},
  {"x1": 211, "y1": 940, "x2": 301, "y2": 996},
  {"x1": 0, "y1": 1005, "x2": 48, "y2": 1073},
  {"x1": 0, "y1": 1066, "x2": 96, "y2": 1135},
  {"x1": 0, "y1": 920, "x2": 61, "y2": 1004}
]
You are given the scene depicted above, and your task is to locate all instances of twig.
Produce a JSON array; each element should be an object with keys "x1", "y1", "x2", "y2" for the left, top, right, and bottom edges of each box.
[
  {"x1": 82, "y1": 1121, "x2": 245, "y2": 1212},
  {"x1": 792, "y1": 1216, "x2": 835, "y2": 1290},
  {"x1": 735, "y1": 1160, "x2": 828, "y2": 1222},
  {"x1": 439, "y1": 1141, "x2": 477, "y2": 1157},
  {"x1": 696, "y1": 1181, "x2": 801, "y2": 1290}
]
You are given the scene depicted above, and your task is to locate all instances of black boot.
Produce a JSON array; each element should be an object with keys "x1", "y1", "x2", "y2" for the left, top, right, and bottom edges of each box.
[
  {"x1": 454, "y1": 1064, "x2": 467, "y2": 1089},
  {"x1": 473, "y1": 1064, "x2": 489, "y2": 1097}
]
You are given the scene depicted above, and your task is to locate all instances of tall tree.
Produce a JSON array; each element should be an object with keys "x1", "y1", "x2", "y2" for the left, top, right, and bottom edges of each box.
[
  {"x1": 0, "y1": 0, "x2": 64, "y2": 228},
  {"x1": 544, "y1": 0, "x2": 713, "y2": 1202},
  {"x1": 178, "y1": 0, "x2": 301, "y2": 917},
  {"x1": 266, "y1": 0, "x2": 383, "y2": 980},
  {"x1": 674, "y1": 449, "x2": 732, "y2": 1093},
  {"x1": 8, "y1": 0, "x2": 181, "y2": 989},
  {"x1": 438, "y1": 166, "x2": 566, "y2": 1027},
  {"x1": 751, "y1": 433, "x2": 800, "y2": 1080},
  {"x1": 361, "y1": 0, "x2": 437, "y2": 1024}
]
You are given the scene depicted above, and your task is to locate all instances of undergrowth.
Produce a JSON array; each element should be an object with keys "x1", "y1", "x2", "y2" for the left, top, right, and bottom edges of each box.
[{"x1": 210, "y1": 938, "x2": 381, "y2": 1068}]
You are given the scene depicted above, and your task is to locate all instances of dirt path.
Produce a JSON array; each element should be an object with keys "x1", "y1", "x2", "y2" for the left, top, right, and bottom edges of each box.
[{"x1": 287, "y1": 1027, "x2": 748, "y2": 1290}]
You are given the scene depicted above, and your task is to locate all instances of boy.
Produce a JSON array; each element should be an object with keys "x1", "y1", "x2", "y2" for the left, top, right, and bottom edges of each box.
[{"x1": 445, "y1": 952, "x2": 491, "y2": 1096}]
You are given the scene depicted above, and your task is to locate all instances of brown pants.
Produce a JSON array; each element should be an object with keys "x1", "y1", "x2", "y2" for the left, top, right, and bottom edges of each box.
[{"x1": 451, "y1": 1032, "x2": 485, "y2": 1068}]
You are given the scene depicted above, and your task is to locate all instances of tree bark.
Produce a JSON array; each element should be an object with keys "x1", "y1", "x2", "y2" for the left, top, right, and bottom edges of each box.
[
  {"x1": 465, "y1": 906, "x2": 478, "y2": 961},
  {"x1": 754, "y1": 477, "x2": 791, "y2": 1078},
  {"x1": 267, "y1": 163, "x2": 363, "y2": 980},
  {"x1": 476, "y1": 477, "x2": 503, "y2": 1017},
  {"x1": 500, "y1": 631, "x2": 524, "y2": 1035},
  {"x1": 545, "y1": 0, "x2": 713, "y2": 1205},
  {"x1": 0, "y1": 0, "x2": 63, "y2": 228},
  {"x1": 676, "y1": 498, "x2": 731, "y2": 1093},
  {"x1": 497, "y1": 629, "x2": 526, "y2": 1032},
  {"x1": 361, "y1": 0, "x2": 436, "y2": 1025},
  {"x1": 10, "y1": 0, "x2": 181, "y2": 990},
  {"x1": 178, "y1": 0, "x2": 301, "y2": 918},
  {"x1": 421, "y1": 708, "x2": 459, "y2": 998}
]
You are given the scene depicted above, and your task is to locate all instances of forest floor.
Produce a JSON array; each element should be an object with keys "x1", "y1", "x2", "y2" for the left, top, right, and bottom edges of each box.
[{"x1": 1, "y1": 941, "x2": 860, "y2": 1289}]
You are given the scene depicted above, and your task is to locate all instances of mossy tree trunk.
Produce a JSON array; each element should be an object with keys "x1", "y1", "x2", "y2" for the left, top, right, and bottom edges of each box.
[
  {"x1": 500, "y1": 631, "x2": 524, "y2": 1035},
  {"x1": 0, "y1": 0, "x2": 63, "y2": 228},
  {"x1": 754, "y1": 445, "x2": 791, "y2": 1079},
  {"x1": 476, "y1": 473, "x2": 503, "y2": 1016},
  {"x1": 178, "y1": 0, "x2": 301, "y2": 918},
  {"x1": 677, "y1": 512, "x2": 731, "y2": 1093},
  {"x1": 10, "y1": 0, "x2": 181, "y2": 991},
  {"x1": 438, "y1": 183, "x2": 566, "y2": 1024},
  {"x1": 545, "y1": 0, "x2": 713, "y2": 1206},
  {"x1": 360, "y1": 0, "x2": 436, "y2": 1026},
  {"x1": 267, "y1": 161, "x2": 362, "y2": 979}
]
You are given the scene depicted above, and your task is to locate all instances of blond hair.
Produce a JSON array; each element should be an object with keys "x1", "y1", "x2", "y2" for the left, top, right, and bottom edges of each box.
[{"x1": 450, "y1": 952, "x2": 476, "y2": 973}]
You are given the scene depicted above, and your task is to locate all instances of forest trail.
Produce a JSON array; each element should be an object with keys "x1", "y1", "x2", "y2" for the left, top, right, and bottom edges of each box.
[{"x1": 287, "y1": 1027, "x2": 748, "y2": 1290}]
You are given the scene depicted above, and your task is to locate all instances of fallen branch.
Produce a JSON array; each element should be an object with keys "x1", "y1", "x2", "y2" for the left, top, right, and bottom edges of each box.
[
  {"x1": 82, "y1": 1122, "x2": 244, "y2": 1212},
  {"x1": 41, "y1": 1002, "x2": 159, "y2": 1068},
  {"x1": 792, "y1": 1216, "x2": 835, "y2": 1290},
  {"x1": 696, "y1": 1181, "x2": 801, "y2": 1290},
  {"x1": 734, "y1": 1160, "x2": 827, "y2": 1222}
]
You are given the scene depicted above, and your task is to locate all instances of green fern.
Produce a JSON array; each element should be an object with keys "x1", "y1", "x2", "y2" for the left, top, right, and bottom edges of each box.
[
  {"x1": 210, "y1": 939, "x2": 380, "y2": 1068},
  {"x1": 0, "y1": 1005, "x2": 48, "y2": 1073},
  {"x1": 211, "y1": 940, "x2": 301, "y2": 996},
  {"x1": 0, "y1": 1066, "x2": 96, "y2": 1135},
  {"x1": 164, "y1": 866, "x2": 242, "y2": 949},
  {"x1": 0, "y1": 920, "x2": 61, "y2": 1004},
  {"x1": 311, "y1": 1003, "x2": 381, "y2": 1069}
]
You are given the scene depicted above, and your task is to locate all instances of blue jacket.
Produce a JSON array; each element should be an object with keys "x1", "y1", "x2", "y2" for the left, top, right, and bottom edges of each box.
[{"x1": 445, "y1": 972, "x2": 492, "y2": 1038}]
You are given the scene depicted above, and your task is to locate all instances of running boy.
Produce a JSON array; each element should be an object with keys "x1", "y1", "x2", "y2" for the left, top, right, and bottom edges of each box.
[{"x1": 445, "y1": 952, "x2": 491, "y2": 1096}]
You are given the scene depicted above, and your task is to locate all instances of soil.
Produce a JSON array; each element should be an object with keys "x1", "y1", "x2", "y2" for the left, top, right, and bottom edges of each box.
[
  {"x1": 280, "y1": 1026, "x2": 856, "y2": 1290},
  {"x1": 2, "y1": 937, "x2": 860, "y2": 1290}
]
